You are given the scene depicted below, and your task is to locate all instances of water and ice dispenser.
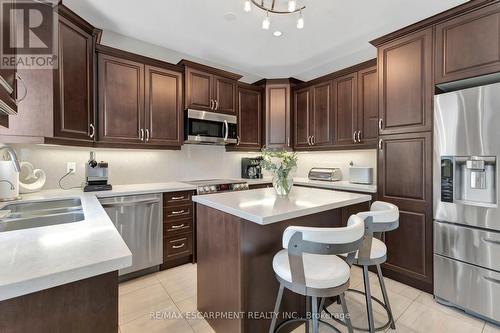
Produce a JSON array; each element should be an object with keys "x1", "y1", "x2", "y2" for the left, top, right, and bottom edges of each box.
[{"x1": 441, "y1": 156, "x2": 497, "y2": 207}]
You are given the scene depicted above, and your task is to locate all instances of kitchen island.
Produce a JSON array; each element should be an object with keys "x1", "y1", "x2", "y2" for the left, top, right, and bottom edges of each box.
[{"x1": 192, "y1": 186, "x2": 371, "y2": 333}]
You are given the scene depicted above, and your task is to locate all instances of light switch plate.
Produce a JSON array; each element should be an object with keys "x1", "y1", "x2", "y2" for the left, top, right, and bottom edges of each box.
[{"x1": 67, "y1": 162, "x2": 76, "y2": 174}]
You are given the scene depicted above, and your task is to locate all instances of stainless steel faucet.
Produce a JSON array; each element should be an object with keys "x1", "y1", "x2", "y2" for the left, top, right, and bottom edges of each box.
[
  {"x1": 0, "y1": 179, "x2": 15, "y2": 190},
  {"x1": 0, "y1": 147, "x2": 20, "y2": 172}
]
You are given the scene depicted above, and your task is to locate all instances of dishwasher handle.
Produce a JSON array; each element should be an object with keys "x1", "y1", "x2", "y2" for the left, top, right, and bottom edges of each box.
[{"x1": 100, "y1": 199, "x2": 160, "y2": 208}]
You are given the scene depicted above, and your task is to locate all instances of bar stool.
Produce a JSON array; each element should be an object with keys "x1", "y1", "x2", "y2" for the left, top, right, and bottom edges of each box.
[
  {"x1": 325, "y1": 201, "x2": 399, "y2": 333},
  {"x1": 269, "y1": 215, "x2": 365, "y2": 333}
]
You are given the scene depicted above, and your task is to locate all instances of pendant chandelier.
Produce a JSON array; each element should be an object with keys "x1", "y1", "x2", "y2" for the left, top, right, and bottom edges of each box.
[{"x1": 243, "y1": 0, "x2": 305, "y2": 31}]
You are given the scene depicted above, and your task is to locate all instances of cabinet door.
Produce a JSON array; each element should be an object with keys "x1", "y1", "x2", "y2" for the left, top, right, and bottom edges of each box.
[
  {"x1": 334, "y1": 73, "x2": 357, "y2": 146},
  {"x1": 145, "y1": 66, "x2": 183, "y2": 146},
  {"x1": 237, "y1": 86, "x2": 262, "y2": 149},
  {"x1": 98, "y1": 54, "x2": 145, "y2": 144},
  {"x1": 378, "y1": 132, "x2": 433, "y2": 292},
  {"x1": 265, "y1": 83, "x2": 291, "y2": 149},
  {"x1": 435, "y1": 3, "x2": 500, "y2": 84},
  {"x1": 378, "y1": 28, "x2": 433, "y2": 134},
  {"x1": 357, "y1": 66, "x2": 378, "y2": 144},
  {"x1": 185, "y1": 67, "x2": 213, "y2": 111},
  {"x1": 213, "y1": 76, "x2": 236, "y2": 114},
  {"x1": 293, "y1": 87, "x2": 311, "y2": 149},
  {"x1": 311, "y1": 82, "x2": 333, "y2": 147},
  {"x1": 53, "y1": 15, "x2": 94, "y2": 142}
]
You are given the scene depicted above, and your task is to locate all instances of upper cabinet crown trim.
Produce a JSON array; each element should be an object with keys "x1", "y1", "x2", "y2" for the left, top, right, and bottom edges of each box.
[
  {"x1": 370, "y1": 0, "x2": 496, "y2": 46},
  {"x1": 57, "y1": 4, "x2": 102, "y2": 39},
  {"x1": 178, "y1": 59, "x2": 242, "y2": 81}
]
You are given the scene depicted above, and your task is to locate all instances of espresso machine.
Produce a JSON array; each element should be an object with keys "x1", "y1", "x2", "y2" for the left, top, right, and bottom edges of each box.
[
  {"x1": 241, "y1": 157, "x2": 263, "y2": 179},
  {"x1": 84, "y1": 152, "x2": 112, "y2": 192}
]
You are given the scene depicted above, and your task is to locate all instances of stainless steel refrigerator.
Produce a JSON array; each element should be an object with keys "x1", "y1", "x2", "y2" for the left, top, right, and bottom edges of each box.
[{"x1": 434, "y1": 82, "x2": 500, "y2": 324}]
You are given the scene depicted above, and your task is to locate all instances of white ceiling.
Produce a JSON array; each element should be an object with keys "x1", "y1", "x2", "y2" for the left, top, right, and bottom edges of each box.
[{"x1": 64, "y1": 0, "x2": 468, "y2": 83}]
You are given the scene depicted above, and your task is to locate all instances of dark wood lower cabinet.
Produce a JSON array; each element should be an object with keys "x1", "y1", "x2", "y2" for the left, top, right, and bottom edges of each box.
[
  {"x1": 0, "y1": 271, "x2": 118, "y2": 333},
  {"x1": 161, "y1": 191, "x2": 196, "y2": 270},
  {"x1": 377, "y1": 131, "x2": 433, "y2": 292}
]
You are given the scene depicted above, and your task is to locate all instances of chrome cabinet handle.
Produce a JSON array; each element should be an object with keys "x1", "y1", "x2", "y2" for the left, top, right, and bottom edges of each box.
[
  {"x1": 236, "y1": 135, "x2": 240, "y2": 146},
  {"x1": 287, "y1": 137, "x2": 290, "y2": 147},
  {"x1": 353, "y1": 131, "x2": 357, "y2": 143},
  {"x1": 89, "y1": 123, "x2": 95, "y2": 139},
  {"x1": 215, "y1": 100, "x2": 219, "y2": 110},
  {"x1": 307, "y1": 136, "x2": 312, "y2": 146},
  {"x1": 171, "y1": 210, "x2": 185, "y2": 215},
  {"x1": 171, "y1": 196, "x2": 185, "y2": 200},
  {"x1": 145, "y1": 128, "x2": 150, "y2": 142},
  {"x1": 15, "y1": 73, "x2": 27, "y2": 103},
  {"x1": 209, "y1": 99, "x2": 214, "y2": 110},
  {"x1": 311, "y1": 136, "x2": 316, "y2": 145},
  {"x1": 378, "y1": 118, "x2": 383, "y2": 131},
  {"x1": 171, "y1": 224, "x2": 185, "y2": 229},
  {"x1": 357, "y1": 130, "x2": 362, "y2": 143},
  {"x1": 140, "y1": 128, "x2": 144, "y2": 141},
  {"x1": 378, "y1": 138, "x2": 383, "y2": 150},
  {"x1": 172, "y1": 243, "x2": 185, "y2": 249}
]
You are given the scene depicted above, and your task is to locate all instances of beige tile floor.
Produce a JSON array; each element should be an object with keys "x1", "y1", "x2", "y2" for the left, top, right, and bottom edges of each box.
[{"x1": 118, "y1": 263, "x2": 499, "y2": 333}]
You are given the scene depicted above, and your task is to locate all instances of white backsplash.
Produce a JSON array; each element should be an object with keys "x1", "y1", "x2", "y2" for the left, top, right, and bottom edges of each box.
[{"x1": 5, "y1": 144, "x2": 376, "y2": 190}]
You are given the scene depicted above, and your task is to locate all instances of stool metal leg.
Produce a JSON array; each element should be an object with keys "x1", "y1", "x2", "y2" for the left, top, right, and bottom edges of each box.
[
  {"x1": 376, "y1": 264, "x2": 396, "y2": 329},
  {"x1": 269, "y1": 283, "x2": 285, "y2": 333},
  {"x1": 362, "y1": 265, "x2": 375, "y2": 333},
  {"x1": 311, "y1": 296, "x2": 319, "y2": 333},
  {"x1": 305, "y1": 295, "x2": 310, "y2": 333},
  {"x1": 339, "y1": 293, "x2": 354, "y2": 333}
]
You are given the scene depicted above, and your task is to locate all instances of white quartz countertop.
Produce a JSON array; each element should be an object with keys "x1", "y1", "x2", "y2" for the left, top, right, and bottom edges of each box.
[
  {"x1": 293, "y1": 178, "x2": 377, "y2": 193},
  {"x1": 96, "y1": 182, "x2": 196, "y2": 197},
  {"x1": 192, "y1": 186, "x2": 371, "y2": 224}
]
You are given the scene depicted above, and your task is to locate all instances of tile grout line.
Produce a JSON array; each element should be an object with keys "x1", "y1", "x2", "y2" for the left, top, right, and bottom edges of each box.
[{"x1": 157, "y1": 277, "x2": 197, "y2": 333}]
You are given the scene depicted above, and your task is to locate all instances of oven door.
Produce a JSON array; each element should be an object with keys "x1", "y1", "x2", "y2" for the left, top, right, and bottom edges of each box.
[{"x1": 184, "y1": 109, "x2": 237, "y2": 145}]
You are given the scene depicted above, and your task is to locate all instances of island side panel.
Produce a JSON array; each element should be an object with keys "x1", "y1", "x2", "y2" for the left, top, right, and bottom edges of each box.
[
  {"x1": 241, "y1": 208, "x2": 343, "y2": 333},
  {"x1": 197, "y1": 204, "x2": 243, "y2": 333},
  {"x1": 0, "y1": 271, "x2": 118, "y2": 333}
]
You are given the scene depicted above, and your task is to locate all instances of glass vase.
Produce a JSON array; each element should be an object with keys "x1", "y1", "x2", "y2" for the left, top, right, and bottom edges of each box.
[{"x1": 272, "y1": 174, "x2": 294, "y2": 197}]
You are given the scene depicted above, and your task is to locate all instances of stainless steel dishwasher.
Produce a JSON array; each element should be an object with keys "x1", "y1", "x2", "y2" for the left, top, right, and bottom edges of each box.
[{"x1": 99, "y1": 193, "x2": 162, "y2": 276}]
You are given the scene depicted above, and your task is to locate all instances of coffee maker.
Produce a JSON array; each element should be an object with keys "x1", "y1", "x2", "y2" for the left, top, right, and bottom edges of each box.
[
  {"x1": 84, "y1": 152, "x2": 112, "y2": 192},
  {"x1": 241, "y1": 157, "x2": 263, "y2": 179}
]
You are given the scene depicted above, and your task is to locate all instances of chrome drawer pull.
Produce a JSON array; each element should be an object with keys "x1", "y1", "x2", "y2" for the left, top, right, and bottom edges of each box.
[
  {"x1": 482, "y1": 237, "x2": 500, "y2": 246},
  {"x1": 171, "y1": 210, "x2": 185, "y2": 215},
  {"x1": 172, "y1": 243, "x2": 185, "y2": 249},
  {"x1": 171, "y1": 224, "x2": 185, "y2": 229},
  {"x1": 171, "y1": 196, "x2": 185, "y2": 200},
  {"x1": 483, "y1": 276, "x2": 500, "y2": 285}
]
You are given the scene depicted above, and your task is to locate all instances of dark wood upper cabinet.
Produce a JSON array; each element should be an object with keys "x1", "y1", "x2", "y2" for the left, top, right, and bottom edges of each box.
[
  {"x1": 357, "y1": 65, "x2": 379, "y2": 144},
  {"x1": 185, "y1": 67, "x2": 213, "y2": 111},
  {"x1": 293, "y1": 86, "x2": 311, "y2": 149},
  {"x1": 377, "y1": 132, "x2": 433, "y2": 292},
  {"x1": 53, "y1": 9, "x2": 96, "y2": 143},
  {"x1": 265, "y1": 82, "x2": 292, "y2": 150},
  {"x1": 213, "y1": 76, "x2": 236, "y2": 114},
  {"x1": 98, "y1": 53, "x2": 145, "y2": 144},
  {"x1": 145, "y1": 66, "x2": 183, "y2": 146},
  {"x1": 311, "y1": 82, "x2": 333, "y2": 147},
  {"x1": 378, "y1": 27, "x2": 433, "y2": 135},
  {"x1": 183, "y1": 62, "x2": 240, "y2": 114},
  {"x1": 435, "y1": 2, "x2": 500, "y2": 84},
  {"x1": 334, "y1": 72, "x2": 358, "y2": 145},
  {"x1": 230, "y1": 84, "x2": 262, "y2": 150}
]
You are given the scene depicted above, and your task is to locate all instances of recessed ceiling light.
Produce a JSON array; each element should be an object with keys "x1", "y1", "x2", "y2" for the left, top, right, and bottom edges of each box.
[{"x1": 273, "y1": 30, "x2": 282, "y2": 37}]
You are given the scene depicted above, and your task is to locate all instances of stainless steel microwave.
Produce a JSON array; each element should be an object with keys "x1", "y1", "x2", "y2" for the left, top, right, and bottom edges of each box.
[{"x1": 184, "y1": 109, "x2": 237, "y2": 145}]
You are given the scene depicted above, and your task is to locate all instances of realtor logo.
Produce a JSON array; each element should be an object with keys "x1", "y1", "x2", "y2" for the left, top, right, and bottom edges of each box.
[{"x1": 1, "y1": 0, "x2": 58, "y2": 69}]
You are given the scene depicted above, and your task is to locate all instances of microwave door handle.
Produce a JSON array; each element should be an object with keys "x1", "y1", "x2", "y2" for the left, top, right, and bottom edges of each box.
[{"x1": 224, "y1": 120, "x2": 228, "y2": 141}]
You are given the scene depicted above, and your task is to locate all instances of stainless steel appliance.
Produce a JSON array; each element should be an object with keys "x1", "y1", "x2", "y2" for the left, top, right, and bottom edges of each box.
[
  {"x1": 241, "y1": 157, "x2": 263, "y2": 179},
  {"x1": 84, "y1": 151, "x2": 112, "y2": 192},
  {"x1": 183, "y1": 179, "x2": 249, "y2": 195},
  {"x1": 99, "y1": 194, "x2": 162, "y2": 276},
  {"x1": 349, "y1": 166, "x2": 374, "y2": 185},
  {"x1": 184, "y1": 109, "x2": 237, "y2": 145},
  {"x1": 434, "y1": 82, "x2": 500, "y2": 324},
  {"x1": 308, "y1": 168, "x2": 342, "y2": 181}
]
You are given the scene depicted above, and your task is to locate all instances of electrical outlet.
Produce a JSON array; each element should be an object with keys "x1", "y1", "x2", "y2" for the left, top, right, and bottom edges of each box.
[{"x1": 66, "y1": 162, "x2": 76, "y2": 174}]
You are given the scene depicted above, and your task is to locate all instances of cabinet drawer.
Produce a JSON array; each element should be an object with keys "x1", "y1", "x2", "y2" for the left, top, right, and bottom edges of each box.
[
  {"x1": 164, "y1": 218, "x2": 192, "y2": 236},
  {"x1": 164, "y1": 204, "x2": 192, "y2": 220},
  {"x1": 164, "y1": 233, "x2": 193, "y2": 260},
  {"x1": 164, "y1": 191, "x2": 193, "y2": 207}
]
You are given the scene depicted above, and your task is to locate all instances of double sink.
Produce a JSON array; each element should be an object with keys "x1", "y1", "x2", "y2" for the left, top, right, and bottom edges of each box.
[{"x1": 0, "y1": 198, "x2": 85, "y2": 233}]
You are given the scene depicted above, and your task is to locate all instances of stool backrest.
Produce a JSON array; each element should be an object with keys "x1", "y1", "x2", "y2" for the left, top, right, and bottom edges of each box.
[
  {"x1": 357, "y1": 201, "x2": 399, "y2": 233},
  {"x1": 282, "y1": 215, "x2": 365, "y2": 290}
]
